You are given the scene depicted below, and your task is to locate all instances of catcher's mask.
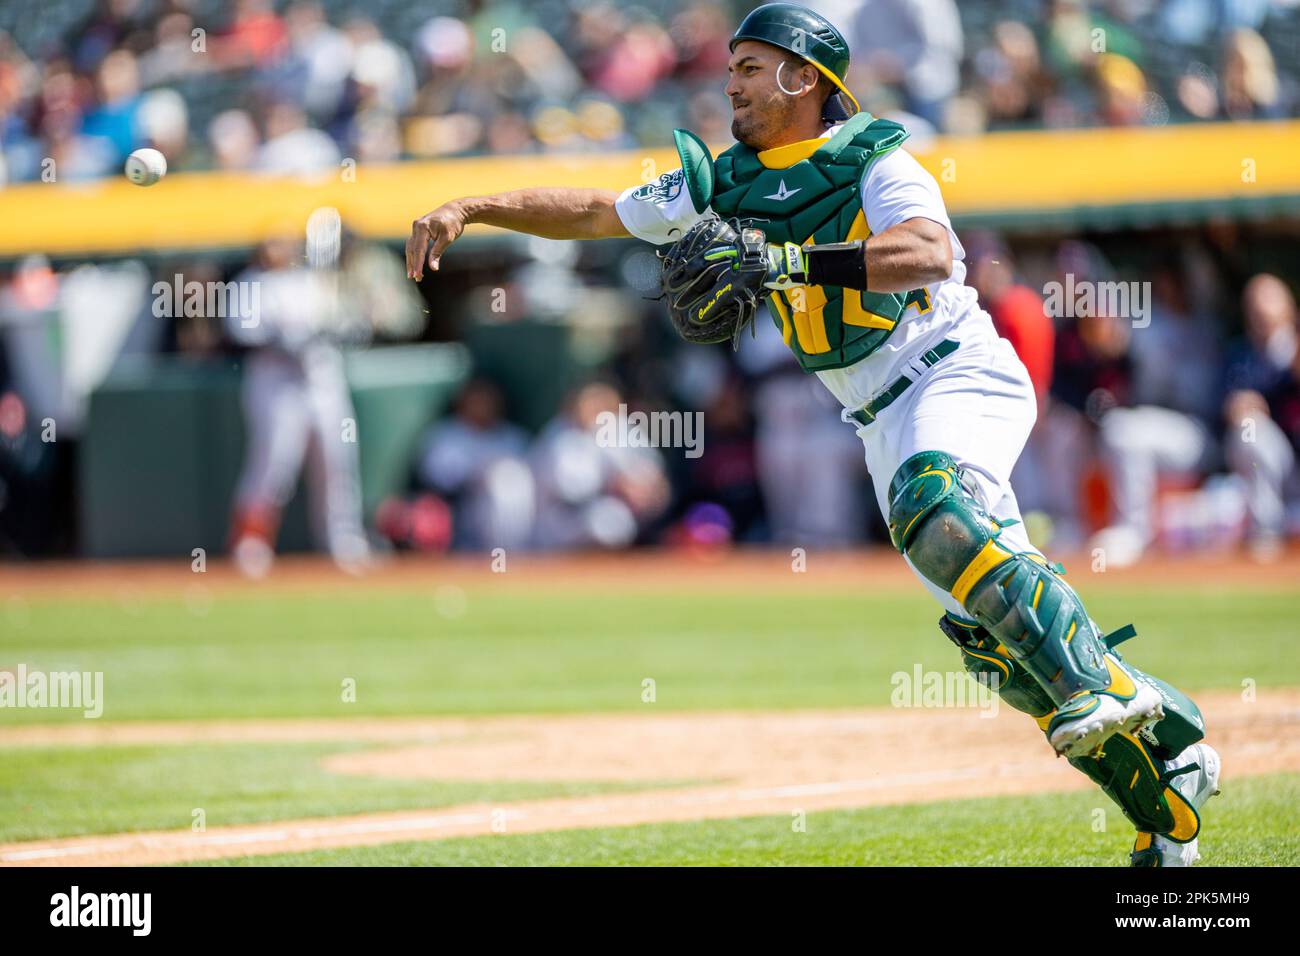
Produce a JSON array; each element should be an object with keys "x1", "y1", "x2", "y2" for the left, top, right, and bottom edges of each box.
[{"x1": 730, "y1": 2, "x2": 859, "y2": 122}]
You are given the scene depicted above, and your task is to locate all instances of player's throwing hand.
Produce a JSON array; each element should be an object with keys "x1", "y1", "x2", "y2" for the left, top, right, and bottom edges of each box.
[{"x1": 406, "y1": 202, "x2": 467, "y2": 280}]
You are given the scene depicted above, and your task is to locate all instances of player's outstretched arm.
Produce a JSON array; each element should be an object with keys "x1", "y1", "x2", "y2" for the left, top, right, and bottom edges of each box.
[{"x1": 406, "y1": 187, "x2": 631, "y2": 280}]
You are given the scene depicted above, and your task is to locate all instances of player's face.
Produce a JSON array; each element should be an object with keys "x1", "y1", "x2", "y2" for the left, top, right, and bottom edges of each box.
[
  {"x1": 1243, "y1": 275, "x2": 1296, "y2": 347},
  {"x1": 725, "y1": 41, "x2": 801, "y2": 149}
]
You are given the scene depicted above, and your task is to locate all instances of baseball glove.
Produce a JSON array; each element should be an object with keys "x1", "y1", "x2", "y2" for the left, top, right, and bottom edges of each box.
[{"x1": 658, "y1": 215, "x2": 770, "y2": 348}]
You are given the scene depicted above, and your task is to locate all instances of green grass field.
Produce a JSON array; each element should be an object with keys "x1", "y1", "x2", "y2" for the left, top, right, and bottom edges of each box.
[
  {"x1": 3, "y1": 565, "x2": 1298, "y2": 865},
  {"x1": 0, "y1": 742, "x2": 699, "y2": 843},
  {"x1": 4, "y1": 584, "x2": 1297, "y2": 721},
  {"x1": 195, "y1": 773, "x2": 1300, "y2": 867}
]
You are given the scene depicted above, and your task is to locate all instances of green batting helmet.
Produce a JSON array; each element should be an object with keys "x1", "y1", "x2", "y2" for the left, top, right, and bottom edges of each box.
[{"x1": 730, "y1": 2, "x2": 860, "y2": 116}]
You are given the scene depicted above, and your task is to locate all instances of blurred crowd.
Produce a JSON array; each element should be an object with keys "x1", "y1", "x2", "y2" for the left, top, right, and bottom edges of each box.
[
  {"x1": 3, "y1": 0, "x2": 1300, "y2": 565},
  {"x1": 3, "y1": 0, "x2": 1300, "y2": 184},
  {"x1": 383, "y1": 230, "x2": 1300, "y2": 564},
  {"x1": 967, "y1": 235, "x2": 1300, "y2": 565},
  {"x1": 2, "y1": 218, "x2": 1299, "y2": 564}
]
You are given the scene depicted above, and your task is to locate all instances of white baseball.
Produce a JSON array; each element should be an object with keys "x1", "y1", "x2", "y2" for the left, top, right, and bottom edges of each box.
[{"x1": 124, "y1": 148, "x2": 167, "y2": 186}]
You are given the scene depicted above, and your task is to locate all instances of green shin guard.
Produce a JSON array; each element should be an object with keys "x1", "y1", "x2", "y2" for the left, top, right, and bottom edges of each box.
[
  {"x1": 1069, "y1": 734, "x2": 1203, "y2": 841},
  {"x1": 962, "y1": 555, "x2": 1113, "y2": 706},
  {"x1": 890, "y1": 451, "x2": 1111, "y2": 706},
  {"x1": 1072, "y1": 638, "x2": 1207, "y2": 842},
  {"x1": 1134, "y1": 675, "x2": 1206, "y2": 758},
  {"x1": 938, "y1": 614, "x2": 1054, "y2": 719},
  {"x1": 1102, "y1": 626, "x2": 1208, "y2": 761},
  {"x1": 907, "y1": 452, "x2": 1209, "y2": 840},
  {"x1": 946, "y1": 615, "x2": 1208, "y2": 842}
]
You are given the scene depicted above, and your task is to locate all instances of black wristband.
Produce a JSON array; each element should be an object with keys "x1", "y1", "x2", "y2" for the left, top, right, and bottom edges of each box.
[{"x1": 805, "y1": 241, "x2": 868, "y2": 290}]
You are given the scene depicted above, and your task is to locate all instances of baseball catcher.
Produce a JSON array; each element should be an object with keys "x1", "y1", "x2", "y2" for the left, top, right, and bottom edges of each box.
[{"x1": 406, "y1": 2, "x2": 1220, "y2": 867}]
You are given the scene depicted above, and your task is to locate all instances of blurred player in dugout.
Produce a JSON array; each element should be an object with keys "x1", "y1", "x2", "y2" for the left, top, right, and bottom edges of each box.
[{"x1": 226, "y1": 223, "x2": 423, "y2": 575}]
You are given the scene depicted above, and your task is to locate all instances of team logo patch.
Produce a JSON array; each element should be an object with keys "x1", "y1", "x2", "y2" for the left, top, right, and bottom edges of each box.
[{"x1": 632, "y1": 169, "x2": 685, "y2": 205}]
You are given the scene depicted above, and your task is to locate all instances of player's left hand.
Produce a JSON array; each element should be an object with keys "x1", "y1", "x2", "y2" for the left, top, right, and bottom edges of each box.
[{"x1": 761, "y1": 240, "x2": 809, "y2": 292}]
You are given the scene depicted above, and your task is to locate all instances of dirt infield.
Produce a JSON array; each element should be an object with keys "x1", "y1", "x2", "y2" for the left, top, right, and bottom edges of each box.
[{"x1": 2, "y1": 689, "x2": 1296, "y2": 866}]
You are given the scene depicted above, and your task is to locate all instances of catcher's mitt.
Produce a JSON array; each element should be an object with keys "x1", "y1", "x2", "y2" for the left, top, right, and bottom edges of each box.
[{"x1": 658, "y1": 215, "x2": 770, "y2": 347}]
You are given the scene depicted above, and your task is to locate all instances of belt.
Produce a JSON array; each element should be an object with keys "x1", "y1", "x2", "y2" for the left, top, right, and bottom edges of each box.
[{"x1": 849, "y1": 338, "x2": 960, "y2": 427}]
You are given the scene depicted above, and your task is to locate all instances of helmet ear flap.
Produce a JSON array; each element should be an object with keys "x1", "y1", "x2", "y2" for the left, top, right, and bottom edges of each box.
[{"x1": 822, "y1": 91, "x2": 853, "y2": 122}]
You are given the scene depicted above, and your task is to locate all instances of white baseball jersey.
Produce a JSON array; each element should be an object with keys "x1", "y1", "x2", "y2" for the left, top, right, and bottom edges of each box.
[{"x1": 617, "y1": 124, "x2": 1041, "y2": 618}]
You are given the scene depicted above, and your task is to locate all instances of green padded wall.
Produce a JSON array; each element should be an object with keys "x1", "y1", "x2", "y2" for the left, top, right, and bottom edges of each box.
[{"x1": 80, "y1": 344, "x2": 468, "y2": 558}]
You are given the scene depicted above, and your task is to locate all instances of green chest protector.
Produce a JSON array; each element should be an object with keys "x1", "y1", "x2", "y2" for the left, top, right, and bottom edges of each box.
[{"x1": 672, "y1": 113, "x2": 930, "y2": 372}]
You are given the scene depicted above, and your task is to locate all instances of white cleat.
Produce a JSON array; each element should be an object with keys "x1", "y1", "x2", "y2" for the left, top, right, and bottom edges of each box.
[
  {"x1": 232, "y1": 536, "x2": 275, "y2": 579},
  {"x1": 1136, "y1": 743, "x2": 1222, "y2": 867},
  {"x1": 1047, "y1": 675, "x2": 1164, "y2": 759}
]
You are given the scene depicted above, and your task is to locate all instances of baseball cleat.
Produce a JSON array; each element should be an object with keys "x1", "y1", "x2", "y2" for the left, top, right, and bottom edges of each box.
[
  {"x1": 232, "y1": 535, "x2": 275, "y2": 579},
  {"x1": 1131, "y1": 743, "x2": 1222, "y2": 867},
  {"x1": 1046, "y1": 660, "x2": 1164, "y2": 758}
]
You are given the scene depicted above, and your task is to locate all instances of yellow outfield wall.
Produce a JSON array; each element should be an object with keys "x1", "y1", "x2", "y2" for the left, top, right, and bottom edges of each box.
[{"x1": 1, "y1": 120, "x2": 1297, "y2": 256}]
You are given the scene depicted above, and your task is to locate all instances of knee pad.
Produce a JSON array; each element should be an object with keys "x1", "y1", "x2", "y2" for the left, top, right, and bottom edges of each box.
[{"x1": 890, "y1": 451, "x2": 1111, "y2": 705}]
